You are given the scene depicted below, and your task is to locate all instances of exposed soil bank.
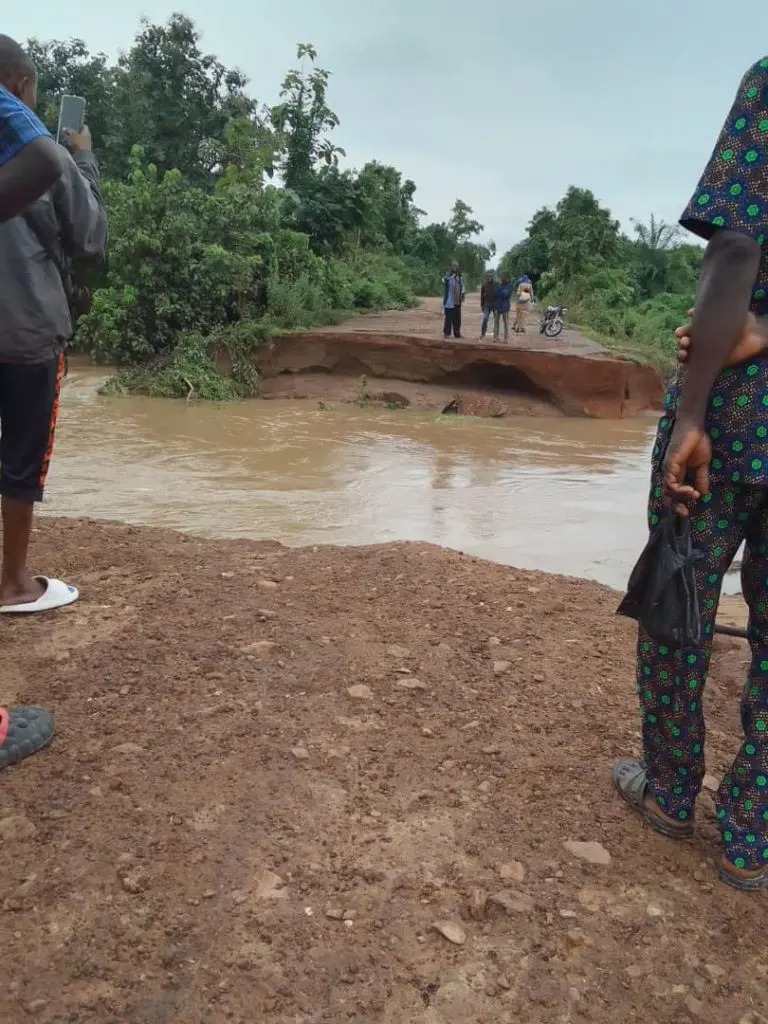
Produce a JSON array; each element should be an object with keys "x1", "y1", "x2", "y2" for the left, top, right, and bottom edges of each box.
[
  {"x1": 0, "y1": 518, "x2": 760, "y2": 1024},
  {"x1": 253, "y1": 299, "x2": 664, "y2": 419}
]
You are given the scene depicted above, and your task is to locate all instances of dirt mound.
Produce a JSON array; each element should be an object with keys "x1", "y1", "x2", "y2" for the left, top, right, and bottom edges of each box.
[
  {"x1": 0, "y1": 519, "x2": 761, "y2": 1024},
  {"x1": 256, "y1": 332, "x2": 662, "y2": 419},
  {"x1": 248, "y1": 298, "x2": 664, "y2": 420}
]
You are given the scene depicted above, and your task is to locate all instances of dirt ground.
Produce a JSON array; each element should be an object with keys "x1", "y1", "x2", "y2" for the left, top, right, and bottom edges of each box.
[
  {"x1": 313, "y1": 296, "x2": 606, "y2": 357},
  {"x1": 0, "y1": 519, "x2": 765, "y2": 1024}
]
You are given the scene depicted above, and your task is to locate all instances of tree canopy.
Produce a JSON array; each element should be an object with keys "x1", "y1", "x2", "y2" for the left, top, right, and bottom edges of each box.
[{"x1": 499, "y1": 187, "x2": 701, "y2": 370}]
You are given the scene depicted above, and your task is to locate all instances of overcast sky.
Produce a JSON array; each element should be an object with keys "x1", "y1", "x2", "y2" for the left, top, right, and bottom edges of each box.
[{"x1": 5, "y1": 1, "x2": 768, "y2": 254}]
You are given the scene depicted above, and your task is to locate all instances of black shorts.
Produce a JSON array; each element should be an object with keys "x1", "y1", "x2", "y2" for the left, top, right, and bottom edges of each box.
[{"x1": 0, "y1": 355, "x2": 64, "y2": 503}]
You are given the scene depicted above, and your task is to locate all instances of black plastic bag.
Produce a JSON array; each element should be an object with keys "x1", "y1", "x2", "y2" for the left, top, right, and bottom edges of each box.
[{"x1": 617, "y1": 511, "x2": 704, "y2": 648}]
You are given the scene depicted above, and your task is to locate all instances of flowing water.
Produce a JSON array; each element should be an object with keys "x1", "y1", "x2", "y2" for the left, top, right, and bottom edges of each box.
[{"x1": 41, "y1": 366, "x2": 675, "y2": 592}]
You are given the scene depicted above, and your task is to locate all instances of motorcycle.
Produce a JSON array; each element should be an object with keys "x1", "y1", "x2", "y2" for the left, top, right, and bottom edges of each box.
[{"x1": 539, "y1": 305, "x2": 567, "y2": 338}]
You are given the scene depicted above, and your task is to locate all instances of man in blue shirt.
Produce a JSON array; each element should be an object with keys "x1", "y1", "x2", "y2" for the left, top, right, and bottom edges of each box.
[
  {"x1": 442, "y1": 261, "x2": 465, "y2": 339},
  {"x1": 0, "y1": 37, "x2": 69, "y2": 771},
  {"x1": 614, "y1": 56, "x2": 768, "y2": 891},
  {"x1": 0, "y1": 74, "x2": 61, "y2": 221},
  {"x1": 0, "y1": 36, "x2": 104, "y2": 624}
]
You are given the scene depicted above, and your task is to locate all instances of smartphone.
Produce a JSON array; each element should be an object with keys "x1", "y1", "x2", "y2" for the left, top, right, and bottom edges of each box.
[{"x1": 56, "y1": 94, "x2": 86, "y2": 146}]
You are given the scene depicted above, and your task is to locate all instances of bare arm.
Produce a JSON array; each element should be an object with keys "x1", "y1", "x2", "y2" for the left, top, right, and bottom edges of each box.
[
  {"x1": 676, "y1": 230, "x2": 760, "y2": 428},
  {"x1": 0, "y1": 136, "x2": 62, "y2": 222}
]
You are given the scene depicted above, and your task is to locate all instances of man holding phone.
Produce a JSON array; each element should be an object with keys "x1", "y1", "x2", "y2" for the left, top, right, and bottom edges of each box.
[
  {"x1": 0, "y1": 44, "x2": 70, "y2": 770},
  {"x1": 0, "y1": 35, "x2": 106, "y2": 617}
]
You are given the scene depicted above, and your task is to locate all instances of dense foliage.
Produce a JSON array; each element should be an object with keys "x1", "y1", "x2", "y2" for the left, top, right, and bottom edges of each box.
[
  {"x1": 499, "y1": 188, "x2": 702, "y2": 372},
  {"x1": 29, "y1": 16, "x2": 492, "y2": 397}
]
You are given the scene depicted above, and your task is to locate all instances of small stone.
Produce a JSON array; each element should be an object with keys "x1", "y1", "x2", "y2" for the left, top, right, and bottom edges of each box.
[
  {"x1": 468, "y1": 889, "x2": 488, "y2": 920},
  {"x1": 565, "y1": 929, "x2": 587, "y2": 951},
  {"x1": 559, "y1": 909, "x2": 577, "y2": 919},
  {"x1": 533, "y1": 673, "x2": 545, "y2": 683},
  {"x1": 646, "y1": 903, "x2": 664, "y2": 918},
  {"x1": 421, "y1": 727, "x2": 434, "y2": 737},
  {"x1": 705, "y1": 963, "x2": 726, "y2": 980},
  {"x1": 244, "y1": 640, "x2": 277, "y2": 655},
  {"x1": 118, "y1": 866, "x2": 149, "y2": 894},
  {"x1": 693, "y1": 868, "x2": 708, "y2": 883},
  {"x1": 257, "y1": 608, "x2": 276, "y2": 619},
  {"x1": 15, "y1": 875, "x2": 36, "y2": 898},
  {"x1": 220, "y1": 571, "x2": 235, "y2": 579},
  {"x1": 702, "y1": 773, "x2": 719, "y2": 793},
  {"x1": 433, "y1": 920, "x2": 466, "y2": 945},
  {"x1": 493, "y1": 661, "x2": 511, "y2": 675},
  {"x1": 482, "y1": 745, "x2": 501, "y2": 755},
  {"x1": 26, "y1": 999, "x2": 48, "y2": 1014},
  {"x1": 257, "y1": 579, "x2": 279, "y2": 589},
  {"x1": 0, "y1": 815, "x2": 37, "y2": 840},
  {"x1": 499, "y1": 861, "x2": 526, "y2": 883},
  {"x1": 490, "y1": 889, "x2": 535, "y2": 914},
  {"x1": 396, "y1": 678, "x2": 428, "y2": 691},
  {"x1": 563, "y1": 840, "x2": 611, "y2": 867},
  {"x1": 497, "y1": 975, "x2": 512, "y2": 991},
  {"x1": 119, "y1": 685, "x2": 130, "y2": 696},
  {"x1": 347, "y1": 684, "x2": 374, "y2": 700},
  {"x1": 291, "y1": 746, "x2": 310, "y2": 760},
  {"x1": 478, "y1": 781, "x2": 493, "y2": 793},
  {"x1": 625, "y1": 964, "x2": 646, "y2": 979},
  {"x1": 685, "y1": 995, "x2": 705, "y2": 1018},
  {"x1": 386, "y1": 644, "x2": 411, "y2": 659},
  {"x1": 325, "y1": 907, "x2": 344, "y2": 920},
  {"x1": 255, "y1": 870, "x2": 286, "y2": 900},
  {"x1": 111, "y1": 742, "x2": 146, "y2": 755}
]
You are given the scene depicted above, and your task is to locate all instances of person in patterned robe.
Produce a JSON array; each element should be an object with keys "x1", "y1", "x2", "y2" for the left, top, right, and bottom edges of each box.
[{"x1": 614, "y1": 57, "x2": 768, "y2": 891}]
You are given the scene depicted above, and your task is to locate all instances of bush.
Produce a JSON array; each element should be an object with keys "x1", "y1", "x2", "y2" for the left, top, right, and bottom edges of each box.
[{"x1": 79, "y1": 154, "x2": 421, "y2": 396}]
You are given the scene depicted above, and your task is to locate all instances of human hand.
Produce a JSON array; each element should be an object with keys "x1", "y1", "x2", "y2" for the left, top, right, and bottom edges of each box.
[
  {"x1": 64, "y1": 126, "x2": 92, "y2": 153},
  {"x1": 676, "y1": 307, "x2": 766, "y2": 367},
  {"x1": 663, "y1": 422, "x2": 712, "y2": 513}
]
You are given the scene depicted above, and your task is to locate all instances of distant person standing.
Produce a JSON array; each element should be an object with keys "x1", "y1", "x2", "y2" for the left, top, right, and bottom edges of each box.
[
  {"x1": 442, "y1": 261, "x2": 465, "y2": 339},
  {"x1": 514, "y1": 274, "x2": 534, "y2": 333},
  {"x1": 479, "y1": 270, "x2": 496, "y2": 339},
  {"x1": 493, "y1": 270, "x2": 515, "y2": 343}
]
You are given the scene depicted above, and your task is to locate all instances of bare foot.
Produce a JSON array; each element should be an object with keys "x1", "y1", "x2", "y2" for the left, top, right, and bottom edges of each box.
[{"x1": 0, "y1": 575, "x2": 45, "y2": 607}]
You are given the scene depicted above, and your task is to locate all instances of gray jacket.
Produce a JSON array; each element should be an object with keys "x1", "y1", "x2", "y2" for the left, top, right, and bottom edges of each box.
[{"x1": 0, "y1": 149, "x2": 107, "y2": 364}]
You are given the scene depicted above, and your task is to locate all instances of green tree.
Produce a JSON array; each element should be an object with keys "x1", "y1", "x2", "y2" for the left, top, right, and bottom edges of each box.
[
  {"x1": 271, "y1": 43, "x2": 345, "y2": 194},
  {"x1": 448, "y1": 198, "x2": 483, "y2": 243}
]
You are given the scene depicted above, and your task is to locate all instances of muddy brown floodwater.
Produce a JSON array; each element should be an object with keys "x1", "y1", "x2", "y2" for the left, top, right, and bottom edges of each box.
[{"x1": 45, "y1": 365, "x2": 740, "y2": 595}]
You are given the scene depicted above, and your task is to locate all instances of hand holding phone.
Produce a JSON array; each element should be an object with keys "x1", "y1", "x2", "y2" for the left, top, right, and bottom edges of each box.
[
  {"x1": 56, "y1": 94, "x2": 86, "y2": 148},
  {"x1": 63, "y1": 125, "x2": 92, "y2": 154}
]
